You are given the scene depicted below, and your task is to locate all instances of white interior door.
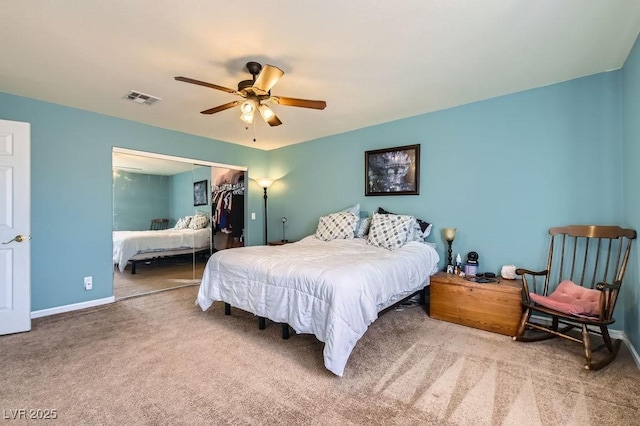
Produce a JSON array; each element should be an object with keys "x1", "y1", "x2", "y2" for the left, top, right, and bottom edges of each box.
[{"x1": 0, "y1": 119, "x2": 31, "y2": 335}]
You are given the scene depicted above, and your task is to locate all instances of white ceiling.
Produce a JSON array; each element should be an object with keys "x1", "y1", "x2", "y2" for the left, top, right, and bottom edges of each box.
[
  {"x1": 1, "y1": 1, "x2": 639, "y2": 151},
  {"x1": 112, "y1": 152, "x2": 198, "y2": 175}
]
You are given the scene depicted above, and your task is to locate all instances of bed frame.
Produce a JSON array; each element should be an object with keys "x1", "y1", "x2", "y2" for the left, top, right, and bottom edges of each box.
[
  {"x1": 223, "y1": 287, "x2": 427, "y2": 339},
  {"x1": 126, "y1": 246, "x2": 211, "y2": 274}
]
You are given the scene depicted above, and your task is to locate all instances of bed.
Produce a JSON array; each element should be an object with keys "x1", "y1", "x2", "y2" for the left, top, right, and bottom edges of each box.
[
  {"x1": 197, "y1": 222, "x2": 440, "y2": 376},
  {"x1": 113, "y1": 227, "x2": 211, "y2": 274}
]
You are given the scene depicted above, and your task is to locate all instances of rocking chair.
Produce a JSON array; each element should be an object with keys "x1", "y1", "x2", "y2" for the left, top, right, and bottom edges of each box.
[
  {"x1": 150, "y1": 218, "x2": 169, "y2": 230},
  {"x1": 514, "y1": 225, "x2": 636, "y2": 370}
]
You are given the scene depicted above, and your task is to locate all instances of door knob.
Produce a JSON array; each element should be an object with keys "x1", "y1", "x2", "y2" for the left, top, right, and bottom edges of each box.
[{"x1": 2, "y1": 234, "x2": 30, "y2": 244}]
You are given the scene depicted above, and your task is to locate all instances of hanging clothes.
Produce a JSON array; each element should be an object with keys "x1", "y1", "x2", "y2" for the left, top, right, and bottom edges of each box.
[{"x1": 211, "y1": 183, "x2": 244, "y2": 236}]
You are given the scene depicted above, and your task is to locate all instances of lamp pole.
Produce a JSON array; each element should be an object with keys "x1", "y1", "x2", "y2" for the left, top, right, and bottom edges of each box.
[
  {"x1": 257, "y1": 178, "x2": 274, "y2": 246},
  {"x1": 281, "y1": 217, "x2": 287, "y2": 243},
  {"x1": 263, "y1": 186, "x2": 268, "y2": 245}
]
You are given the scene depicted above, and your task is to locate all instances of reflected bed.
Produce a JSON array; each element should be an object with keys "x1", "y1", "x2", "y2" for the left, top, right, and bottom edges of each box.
[{"x1": 113, "y1": 228, "x2": 210, "y2": 274}]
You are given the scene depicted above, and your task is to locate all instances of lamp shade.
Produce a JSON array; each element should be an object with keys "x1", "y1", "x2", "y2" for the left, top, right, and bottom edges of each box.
[
  {"x1": 258, "y1": 104, "x2": 282, "y2": 126},
  {"x1": 258, "y1": 104, "x2": 275, "y2": 120},
  {"x1": 240, "y1": 98, "x2": 257, "y2": 114},
  {"x1": 240, "y1": 111, "x2": 254, "y2": 124},
  {"x1": 442, "y1": 227, "x2": 457, "y2": 242},
  {"x1": 257, "y1": 178, "x2": 274, "y2": 188},
  {"x1": 240, "y1": 98, "x2": 258, "y2": 124}
]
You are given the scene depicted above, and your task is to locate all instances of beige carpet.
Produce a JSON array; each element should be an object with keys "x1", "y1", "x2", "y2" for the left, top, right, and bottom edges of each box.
[{"x1": 1, "y1": 286, "x2": 639, "y2": 425}]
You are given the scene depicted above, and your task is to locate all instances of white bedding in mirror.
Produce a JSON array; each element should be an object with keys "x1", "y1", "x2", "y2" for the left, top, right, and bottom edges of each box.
[{"x1": 113, "y1": 228, "x2": 210, "y2": 272}]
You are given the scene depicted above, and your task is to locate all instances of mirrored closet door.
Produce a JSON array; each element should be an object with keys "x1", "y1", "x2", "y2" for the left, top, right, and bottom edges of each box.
[{"x1": 112, "y1": 148, "x2": 246, "y2": 300}]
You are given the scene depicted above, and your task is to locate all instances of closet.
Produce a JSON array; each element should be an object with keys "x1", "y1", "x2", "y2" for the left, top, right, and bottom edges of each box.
[{"x1": 211, "y1": 170, "x2": 245, "y2": 250}]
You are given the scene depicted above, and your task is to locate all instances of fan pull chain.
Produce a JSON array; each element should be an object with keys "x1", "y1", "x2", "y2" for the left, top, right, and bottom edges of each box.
[
  {"x1": 253, "y1": 118, "x2": 257, "y2": 143},
  {"x1": 243, "y1": 120, "x2": 257, "y2": 143}
]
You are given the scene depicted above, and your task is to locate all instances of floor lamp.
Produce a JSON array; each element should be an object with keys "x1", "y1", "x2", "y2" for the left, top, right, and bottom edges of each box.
[{"x1": 257, "y1": 178, "x2": 274, "y2": 245}]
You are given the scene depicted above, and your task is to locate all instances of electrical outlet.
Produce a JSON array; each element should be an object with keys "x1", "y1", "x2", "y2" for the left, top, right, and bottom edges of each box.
[
  {"x1": 84, "y1": 276, "x2": 92, "y2": 290},
  {"x1": 251, "y1": 212, "x2": 256, "y2": 220}
]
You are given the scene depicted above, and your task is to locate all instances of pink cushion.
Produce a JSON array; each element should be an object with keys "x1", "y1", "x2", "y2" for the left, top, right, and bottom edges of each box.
[{"x1": 529, "y1": 280, "x2": 601, "y2": 317}]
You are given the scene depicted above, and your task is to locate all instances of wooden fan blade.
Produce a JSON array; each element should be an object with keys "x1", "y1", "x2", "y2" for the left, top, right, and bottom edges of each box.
[
  {"x1": 200, "y1": 101, "x2": 240, "y2": 115},
  {"x1": 252, "y1": 65, "x2": 284, "y2": 95},
  {"x1": 274, "y1": 96, "x2": 327, "y2": 110},
  {"x1": 175, "y1": 76, "x2": 238, "y2": 94}
]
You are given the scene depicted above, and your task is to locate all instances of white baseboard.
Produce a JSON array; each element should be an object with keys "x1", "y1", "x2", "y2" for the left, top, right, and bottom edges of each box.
[
  {"x1": 622, "y1": 333, "x2": 640, "y2": 370},
  {"x1": 530, "y1": 314, "x2": 640, "y2": 370},
  {"x1": 31, "y1": 296, "x2": 115, "y2": 319}
]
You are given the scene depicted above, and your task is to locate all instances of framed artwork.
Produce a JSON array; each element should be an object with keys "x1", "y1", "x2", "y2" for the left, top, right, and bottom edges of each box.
[
  {"x1": 193, "y1": 180, "x2": 208, "y2": 206},
  {"x1": 365, "y1": 144, "x2": 420, "y2": 196}
]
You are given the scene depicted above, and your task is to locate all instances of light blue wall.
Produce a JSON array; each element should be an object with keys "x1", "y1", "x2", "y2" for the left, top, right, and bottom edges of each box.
[
  {"x1": 114, "y1": 167, "x2": 211, "y2": 232},
  {"x1": 268, "y1": 71, "x2": 625, "y2": 327},
  {"x1": 0, "y1": 61, "x2": 634, "y2": 340},
  {"x1": 113, "y1": 171, "x2": 170, "y2": 231},
  {"x1": 623, "y1": 34, "x2": 640, "y2": 351},
  {"x1": 0, "y1": 92, "x2": 268, "y2": 311},
  {"x1": 170, "y1": 166, "x2": 211, "y2": 221}
]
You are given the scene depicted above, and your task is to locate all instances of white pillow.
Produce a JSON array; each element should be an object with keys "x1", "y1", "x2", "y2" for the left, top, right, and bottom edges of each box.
[
  {"x1": 315, "y1": 212, "x2": 358, "y2": 241},
  {"x1": 174, "y1": 216, "x2": 192, "y2": 230},
  {"x1": 189, "y1": 214, "x2": 209, "y2": 230},
  {"x1": 367, "y1": 213, "x2": 413, "y2": 250}
]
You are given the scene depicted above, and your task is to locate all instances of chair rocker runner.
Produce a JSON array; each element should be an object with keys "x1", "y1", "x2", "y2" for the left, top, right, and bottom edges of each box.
[{"x1": 514, "y1": 225, "x2": 636, "y2": 371}]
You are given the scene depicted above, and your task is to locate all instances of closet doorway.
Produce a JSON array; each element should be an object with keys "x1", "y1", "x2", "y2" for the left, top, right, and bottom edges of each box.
[{"x1": 112, "y1": 147, "x2": 247, "y2": 300}]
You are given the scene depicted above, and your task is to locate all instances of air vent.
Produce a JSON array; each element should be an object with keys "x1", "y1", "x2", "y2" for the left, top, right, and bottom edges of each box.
[{"x1": 123, "y1": 90, "x2": 161, "y2": 106}]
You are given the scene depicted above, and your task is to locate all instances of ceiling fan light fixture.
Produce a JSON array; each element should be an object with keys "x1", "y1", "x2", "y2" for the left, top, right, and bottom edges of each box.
[
  {"x1": 240, "y1": 111, "x2": 254, "y2": 124},
  {"x1": 259, "y1": 104, "x2": 282, "y2": 127},
  {"x1": 176, "y1": 61, "x2": 326, "y2": 131},
  {"x1": 240, "y1": 98, "x2": 258, "y2": 114},
  {"x1": 258, "y1": 104, "x2": 275, "y2": 120}
]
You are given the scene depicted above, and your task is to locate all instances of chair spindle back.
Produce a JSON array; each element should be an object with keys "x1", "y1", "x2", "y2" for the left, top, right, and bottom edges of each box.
[{"x1": 542, "y1": 225, "x2": 636, "y2": 320}]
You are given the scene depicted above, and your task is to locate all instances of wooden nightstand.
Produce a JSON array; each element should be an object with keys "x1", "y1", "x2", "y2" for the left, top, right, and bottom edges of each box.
[
  {"x1": 429, "y1": 271, "x2": 523, "y2": 336},
  {"x1": 267, "y1": 240, "x2": 294, "y2": 246}
]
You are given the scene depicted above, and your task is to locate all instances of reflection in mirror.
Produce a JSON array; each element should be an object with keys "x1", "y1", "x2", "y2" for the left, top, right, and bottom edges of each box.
[
  {"x1": 112, "y1": 152, "x2": 207, "y2": 299},
  {"x1": 210, "y1": 168, "x2": 245, "y2": 251},
  {"x1": 112, "y1": 149, "x2": 247, "y2": 300},
  {"x1": 189, "y1": 165, "x2": 212, "y2": 285}
]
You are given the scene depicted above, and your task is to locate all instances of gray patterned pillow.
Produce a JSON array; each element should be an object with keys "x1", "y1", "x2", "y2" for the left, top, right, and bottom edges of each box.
[
  {"x1": 188, "y1": 214, "x2": 209, "y2": 230},
  {"x1": 407, "y1": 217, "x2": 428, "y2": 242},
  {"x1": 174, "y1": 216, "x2": 192, "y2": 230},
  {"x1": 408, "y1": 220, "x2": 433, "y2": 241},
  {"x1": 355, "y1": 217, "x2": 372, "y2": 238},
  {"x1": 315, "y1": 212, "x2": 358, "y2": 241},
  {"x1": 367, "y1": 213, "x2": 413, "y2": 250}
]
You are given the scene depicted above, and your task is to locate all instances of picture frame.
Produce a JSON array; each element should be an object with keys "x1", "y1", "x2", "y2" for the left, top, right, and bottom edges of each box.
[
  {"x1": 193, "y1": 180, "x2": 208, "y2": 206},
  {"x1": 365, "y1": 144, "x2": 420, "y2": 196}
]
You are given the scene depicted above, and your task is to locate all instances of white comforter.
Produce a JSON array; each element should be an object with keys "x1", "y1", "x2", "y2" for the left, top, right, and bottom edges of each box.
[
  {"x1": 113, "y1": 228, "x2": 210, "y2": 272},
  {"x1": 197, "y1": 236, "x2": 440, "y2": 376}
]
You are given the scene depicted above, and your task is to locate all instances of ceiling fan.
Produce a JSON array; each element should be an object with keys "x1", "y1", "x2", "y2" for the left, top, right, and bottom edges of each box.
[{"x1": 175, "y1": 61, "x2": 327, "y2": 127}]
